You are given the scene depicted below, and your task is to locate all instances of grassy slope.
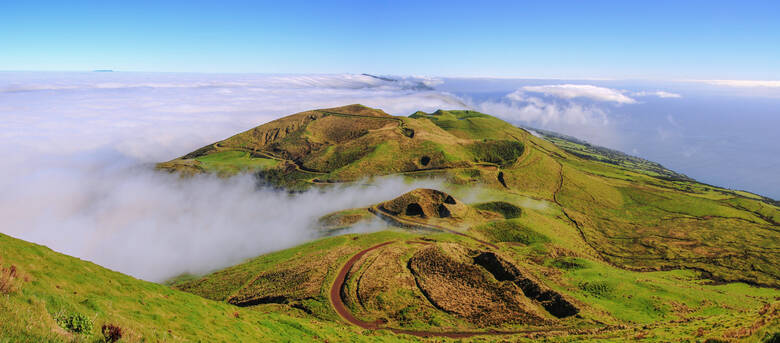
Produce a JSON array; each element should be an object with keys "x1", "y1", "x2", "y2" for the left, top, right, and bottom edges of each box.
[
  {"x1": 0, "y1": 233, "x2": 403, "y2": 343},
  {"x1": 174, "y1": 231, "x2": 445, "y2": 319},
  {"x1": 176, "y1": 228, "x2": 779, "y2": 342},
  {"x1": 156, "y1": 148, "x2": 279, "y2": 177},
  {"x1": 195, "y1": 150, "x2": 278, "y2": 175},
  {"x1": 531, "y1": 127, "x2": 693, "y2": 181},
  {"x1": 417, "y1": 110, "x2": 779, "y2": 287},
  {"x1": 173, "y1": 184, "x2": 778, "y2": 341},
  {"x1": 555, "y1": 152, "x2": 780, "y2": 287}
]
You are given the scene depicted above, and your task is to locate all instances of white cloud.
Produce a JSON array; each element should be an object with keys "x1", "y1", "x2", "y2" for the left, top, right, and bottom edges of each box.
[
  {"x1": 478, "y1": 97, "x2": 609, "y2": 127},
  {"x1": 0, "y1": 72, "x2": 463, "y2": 281},
  {"x1": 697, "y1": 79, "x2": 780, "y2": 88},
  {"x1": 464, "y1": 90, "x2": 621, "y2": 148},
  {"x1": 413, "y1": 75, "x2": 445, "y2": 87},
  {"x1": 515, "y1": 84, "x2": 637, "y2": 104},
  {"x1": 632, "y1": 90, "x2": 682, "y2": 98},
  {"x1": 526, "y1": 129, "x2": 543, "y2": 138},
  {"x1": 0, "y1": 73, "x2": 442, "y2": 94},
  {"x1": 484, "y1": 84, "x2": 684, "y2": 147},
  {"x1": 0, "y1": 72, "x2": 461, "y2": 162}
]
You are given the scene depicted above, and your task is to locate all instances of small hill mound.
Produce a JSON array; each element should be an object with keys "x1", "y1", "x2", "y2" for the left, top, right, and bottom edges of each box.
[
  {"x1": 379, "y1": 188, "x2": 468, "y2": 219},
  {"x1": 410, "y1": 109, "x2": 531, "y2": 141},
  {"x1": 322, "y1": 104, "x2": 393, "y2": 117},
  {"x1": 157, "y1": 105, "x2": 531, "y2": 187}
]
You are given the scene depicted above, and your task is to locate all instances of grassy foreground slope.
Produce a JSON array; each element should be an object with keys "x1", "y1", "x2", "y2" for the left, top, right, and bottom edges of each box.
[
  {"x1": 0, "y1": 233, "x2": 401, "y2": 343},
  {"x1": 176, "y1": 226, "x2": 780, "y2": 342}
]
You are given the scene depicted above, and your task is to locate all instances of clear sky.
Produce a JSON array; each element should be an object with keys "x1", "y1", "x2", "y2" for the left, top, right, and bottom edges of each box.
[{"x1": 1, "y1": 0, "x2": 779, "y2": 79}]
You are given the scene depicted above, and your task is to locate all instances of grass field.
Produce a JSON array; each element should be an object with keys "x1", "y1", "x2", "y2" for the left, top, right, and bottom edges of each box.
[{"x1": 196, "y1": 150, "x2": 278, "y2": 175}]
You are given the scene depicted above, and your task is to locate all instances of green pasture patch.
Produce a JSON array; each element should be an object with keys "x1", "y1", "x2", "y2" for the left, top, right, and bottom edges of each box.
[
  {"x1": 195, "y1": 150, "x2": 278, "y2": 175},
  {"x1": 474, "y1": 219, "x2": 549, "y2": 245},
  {"x1": 473, "y1": 201, "x2": 523, "y2": 219},
  {"x1": 467, "y1": 140, "x2": 524, "y2": 167}
]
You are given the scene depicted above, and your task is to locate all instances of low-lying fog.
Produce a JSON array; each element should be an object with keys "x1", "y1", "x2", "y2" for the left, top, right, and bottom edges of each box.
[{"x1": 1, "y1": 72, "x2": 777, "y2": 281}]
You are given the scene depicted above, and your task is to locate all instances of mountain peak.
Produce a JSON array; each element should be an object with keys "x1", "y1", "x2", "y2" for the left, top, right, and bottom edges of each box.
[{"x1": 320, "y1": 104, "x2": 392, "y2": 117}]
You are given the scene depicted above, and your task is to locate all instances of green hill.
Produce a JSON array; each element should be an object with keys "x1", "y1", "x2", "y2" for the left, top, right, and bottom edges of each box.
[
  {"x1": 160, "y1": 104, "x2": 780, "y2": 287},
  {"x1": 157, "y1": 105, "x2": 779, "y2": 340},
  {"x1": 3, "y1": 104, "x2": 777, "y2": 342},
  {"x1": 157, "y1": 105, "x2": 533, "y2": 188}
]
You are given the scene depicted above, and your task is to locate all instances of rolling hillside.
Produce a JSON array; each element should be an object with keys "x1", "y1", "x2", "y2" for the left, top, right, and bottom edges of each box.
[
  {"x1": 172, "y1": 188, "x2": 779, "y2": 341},
  {"x1": 2, "y1": 104, "x2": 776, "y2": 342},
  {"x1": 161, "y1": 104, "x2": 780, "y2": 287},
  {"x1": 0, "y1": 233, "x2": 400, "y2": 342},
  {"x1": 162, "y1": 105, "x2": 779, "y2": 341}
]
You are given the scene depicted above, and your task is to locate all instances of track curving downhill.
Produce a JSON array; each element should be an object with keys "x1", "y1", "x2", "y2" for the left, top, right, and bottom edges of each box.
[{"x1": 328, "y1": 241, "x2": 571, "y2": 338}]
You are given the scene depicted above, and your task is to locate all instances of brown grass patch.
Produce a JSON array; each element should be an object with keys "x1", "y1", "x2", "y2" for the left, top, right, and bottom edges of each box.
[
  {"x1": 380, "y1": 189, "x2": 468, "y2": 219},
  {"x1": 407, "y1": 244, "x2": 547, "y2": 327},
  {"x1": 101, "y1": 324, "x2": 123, "y2": 343},
  {"x1": 0, "y1": 257, "x2": 21, "y2": 294},
  {"x1": 307, "y1": 115, "x2": 395, "y2": 143},
  {"x1": 228, "y1": 246, "x2": 353, "y2": 307}
]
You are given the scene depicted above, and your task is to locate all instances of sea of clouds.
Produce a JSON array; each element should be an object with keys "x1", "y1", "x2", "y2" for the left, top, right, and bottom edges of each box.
[{"x1": 1, "y1": 72, "x2": 777, "y2": 281}]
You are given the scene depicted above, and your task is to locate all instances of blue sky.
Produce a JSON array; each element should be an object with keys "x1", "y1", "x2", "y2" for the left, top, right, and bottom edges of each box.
[{"x1": 2, "y1": 0, "x2": 779, "y2": 79}]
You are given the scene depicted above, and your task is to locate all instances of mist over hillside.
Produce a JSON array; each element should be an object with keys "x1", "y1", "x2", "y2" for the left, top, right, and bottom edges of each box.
[{"x1": 1, "y1": 72, "x2": 777, "y2": 282}]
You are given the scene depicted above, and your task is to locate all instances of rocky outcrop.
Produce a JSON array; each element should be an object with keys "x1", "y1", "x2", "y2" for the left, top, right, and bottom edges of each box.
[
  {"x1": 380, "y1": 189, "x2": 468, "y2": 219},
  {"x1": 473, "y1": 252, "x2": 579, "y2": 318}
]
